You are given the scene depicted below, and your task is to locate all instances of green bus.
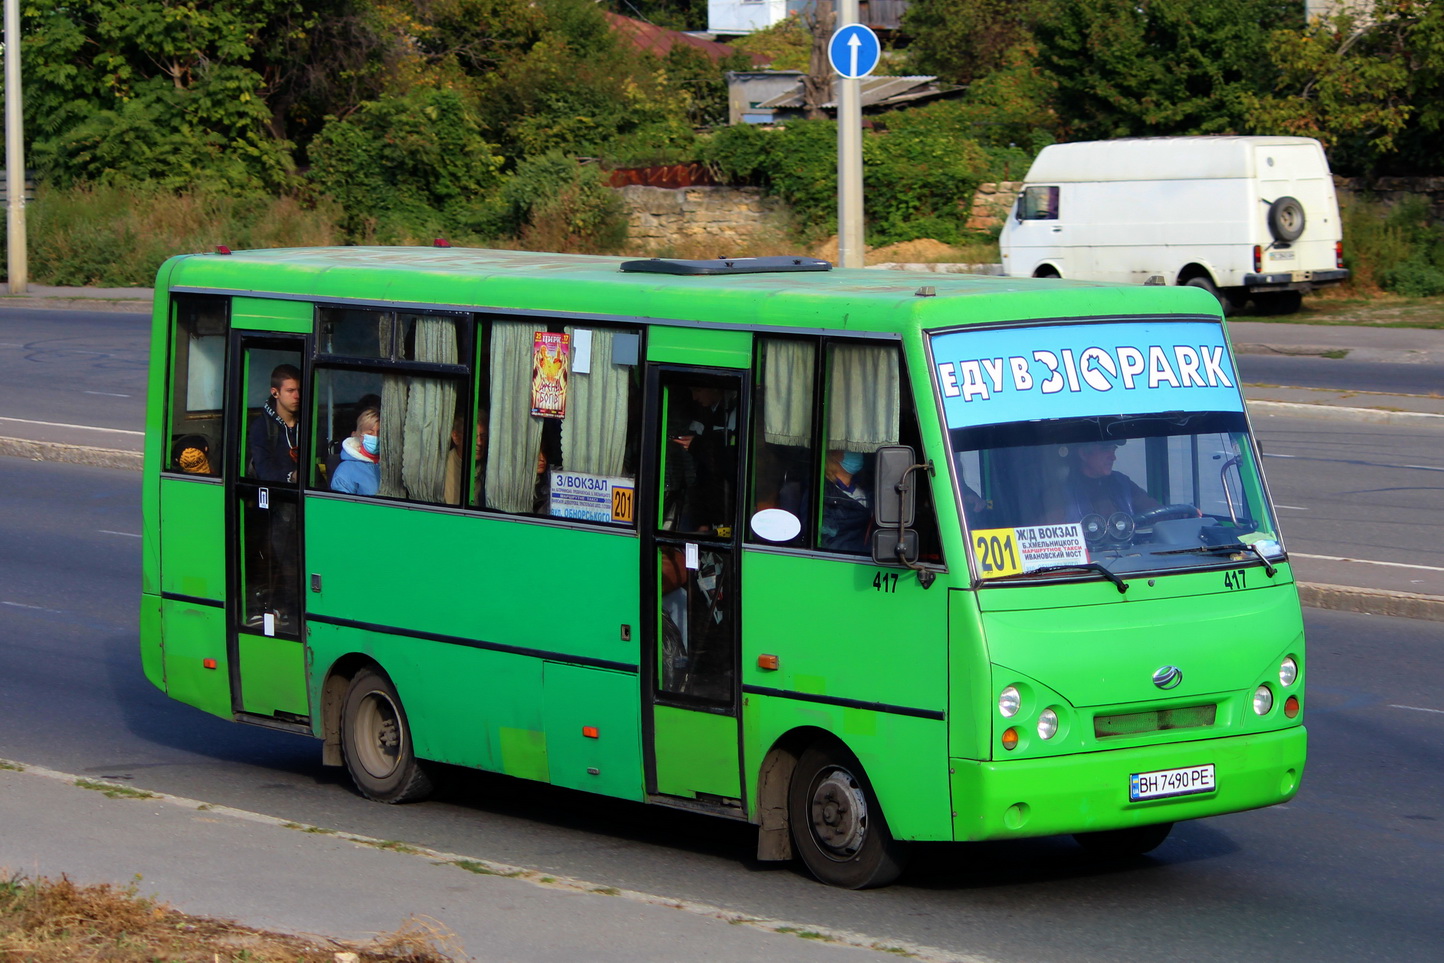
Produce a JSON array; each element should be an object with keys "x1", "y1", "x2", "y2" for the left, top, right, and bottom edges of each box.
[{"x1": 140, "y1": 247, "x2": 1306, "y2": 888}]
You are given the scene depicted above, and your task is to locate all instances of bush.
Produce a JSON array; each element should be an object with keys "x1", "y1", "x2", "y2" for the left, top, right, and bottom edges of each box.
[
  {"x1": 1342, "y1": 194, "x2": 1444, "y2": 296},
  {"x1": 10, "y1": 182, "x2": 341, "y2": 286},
  {"x1": 501, "y1": 153, "x2": 629, "y2": 254}
]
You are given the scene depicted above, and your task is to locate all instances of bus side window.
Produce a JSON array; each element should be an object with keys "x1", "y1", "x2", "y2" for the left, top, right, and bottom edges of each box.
[
  {"x1": 479, "y1": 320, "x2": 640, "y2": 524},
  {"x1": 166, "y1": 295, "x2": 227, "y2": 476},
  {"x1": 750, "y1": 338, "x2": 816, "y2": 546}
]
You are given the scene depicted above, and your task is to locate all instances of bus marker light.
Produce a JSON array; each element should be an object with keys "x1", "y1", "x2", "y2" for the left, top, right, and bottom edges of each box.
[
  {"x1": 434, "y1": 238, "x2": 451, "y2": 247},
  {"x1": 1284, "y1": 695, "x2": 1300, "y2": 718},
  {"x1": 583, "y1": 726, "x2": 599, "y2": 739},
  {"x1": 202, "y1": 658, "x2": 217, "y2": 670},
  {"x1": 215, "y1": 246, "x2": 232, "y2": 255},
  {"x1": 757, "y1": 654, "x2": 779, "y2": 670},
  {"x1": 1002, "y1": 728, "x2": 1019, "y2": 750}
]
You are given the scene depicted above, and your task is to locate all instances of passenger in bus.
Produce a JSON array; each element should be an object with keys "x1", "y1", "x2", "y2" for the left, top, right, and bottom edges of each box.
[
  {"x1": 820, "y1": 449, "x2": 872, "y2": 552},
  {"x1": 331, "y1": 407, "x2": 381, "y2": 495},
  {"x1": 671, "y1": 385, "x2": 737, "y2": 531},
  {"x1": 248, "y1": 364, "x2": 302, "y2": 483},
  {"x1": 1046, "y1": 441, "x2": 1160, "y2": 523},
  {"x1": 171, "y1": 434, "x2": 213, "y2": 475}
]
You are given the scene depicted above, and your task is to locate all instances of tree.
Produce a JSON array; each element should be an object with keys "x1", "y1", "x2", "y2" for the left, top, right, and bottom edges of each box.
[
  {"x1": 901, "y1": 0, "x2": 1050, "y2": 86},
  {"x1": 1034, "y1": 0, "x2": 1303, "y2": 140}
]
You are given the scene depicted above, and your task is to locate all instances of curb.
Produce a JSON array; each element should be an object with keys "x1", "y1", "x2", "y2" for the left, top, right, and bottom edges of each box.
[
  {"x1": 1246, "y1": 399, "x2": 1444, "y2": 426},
  {"x1": 1296, "y1": 582, "x2": 1444, "y2": 623},
  {"x1": 0, "y1": 436, "x2": 143, "y2": 471}
]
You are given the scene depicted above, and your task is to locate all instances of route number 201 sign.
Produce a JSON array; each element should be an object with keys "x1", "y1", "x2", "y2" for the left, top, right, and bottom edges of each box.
[{"x1": 973, "y1": 523, "x2": 1089, "y2": 579}]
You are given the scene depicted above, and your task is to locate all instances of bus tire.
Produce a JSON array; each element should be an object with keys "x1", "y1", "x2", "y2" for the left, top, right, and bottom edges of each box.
[
  {"x1": 1073, "y1": 821, "x2": 1173, "y2": 857},
  {"x1": 341, "y1": 668, "x2": 433, "y2": 804},
  {"x1": 787, "y1": 743, "x2": 905, "y2": 889}
]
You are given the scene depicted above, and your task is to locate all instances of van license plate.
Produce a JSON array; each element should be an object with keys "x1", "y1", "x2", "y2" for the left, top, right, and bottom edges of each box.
[{"x1": 1130, "y1": 764, "x2": 1215, "y2": 801}]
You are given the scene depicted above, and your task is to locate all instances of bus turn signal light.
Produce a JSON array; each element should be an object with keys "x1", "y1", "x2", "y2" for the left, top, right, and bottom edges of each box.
[
  {"x1": 1001, "y1": 727, "x2": 1019, "y2": 751},
  {"x1": 582, "y1": 726, "x2": 599, "y2": 739},
  {"x1": 1284, "y1": 695, "x2": 1300, "y2": 719},
  {"x1": 757, "y1": 654, "x2": 779, "y2": 670},
  {"x1": 202, "y1": 658, "x2": 217, "y2": 670}
]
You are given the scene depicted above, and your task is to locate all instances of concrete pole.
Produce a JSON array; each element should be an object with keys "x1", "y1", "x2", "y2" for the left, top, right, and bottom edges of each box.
[
  {"x1": 836, "y1": 0, "x2": 864, "y2": 270},
  {"x1": 4, "y1": 0, "x2": 27, "y2": 294}
]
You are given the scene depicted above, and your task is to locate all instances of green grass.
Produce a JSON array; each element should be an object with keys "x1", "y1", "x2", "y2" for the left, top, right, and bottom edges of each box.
[{"x1": 74, "y1": 779, "x2": 157, "y2": 800}]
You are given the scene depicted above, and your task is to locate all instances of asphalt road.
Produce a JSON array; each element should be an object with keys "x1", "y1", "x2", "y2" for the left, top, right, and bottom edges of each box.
[
  {"x1": 0, "y1": 306, "x2": 148, "y2": 431},
  {"x1": 1236, "y1": 353, "x2": 1444, "y2": 395},
  {"x1": 1, "y1": 456, "x2": 1441, "y2": 962}
]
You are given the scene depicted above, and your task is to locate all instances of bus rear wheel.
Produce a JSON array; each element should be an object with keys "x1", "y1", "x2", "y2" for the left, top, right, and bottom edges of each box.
[
  {"x1": 1073, "y1": 821, "x2": 1173, "y2": 857},
  {"x1": 788, "y1": 744, "x2": 905, "y2": 888},
  {"x1": 341, "y1": 668, "x2": 433, "y2": 804}
]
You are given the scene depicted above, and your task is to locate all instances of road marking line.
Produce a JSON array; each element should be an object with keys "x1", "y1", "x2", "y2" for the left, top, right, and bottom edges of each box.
[
  {"x1": 1275, "y1": 504, "x2": 1309, "y2": 511},
  {"x1": 83, "y1": 390, "x2": 131, "y2": 398},
  {"x1": 99, "y1": 530, "x2": 141, "y2": 538},
  {"x1": 0, "y1": 416, "x2": 142, "y2": 436},
  {"x1": 1389, "y1": 704, "x2": 1444, "y2": 715},
  {"x1": 1293, "y1": 553, "x2": 1444, "y2": 573},
  {"x1": 1, "y1": 601, "x2": 65, "y2": 614}
]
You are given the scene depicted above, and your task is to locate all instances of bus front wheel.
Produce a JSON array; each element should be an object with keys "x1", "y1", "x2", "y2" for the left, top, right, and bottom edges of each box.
[
  {"x1": 788, "y1": 744, "x2": 905, "y2": 888},
  {"x1": 1073, "y1": 821, "x2": 1173, "y2": 857},
  {"x1": 341, "y1": 668, "x2": 433, "y2": 804}
]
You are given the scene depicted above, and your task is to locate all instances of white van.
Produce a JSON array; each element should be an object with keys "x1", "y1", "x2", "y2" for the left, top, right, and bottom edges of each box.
[{"x1": 998, "y1": 136, "x2": 1349, "y2": 314}]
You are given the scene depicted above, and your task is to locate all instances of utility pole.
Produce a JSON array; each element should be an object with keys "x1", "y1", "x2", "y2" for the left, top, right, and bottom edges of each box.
[
  {"x1": 829, "y1": 2, "x2": 878, "y2": 270},
  {"x1": 4, "y1": 0, "x2": 26, "y2": 294}
]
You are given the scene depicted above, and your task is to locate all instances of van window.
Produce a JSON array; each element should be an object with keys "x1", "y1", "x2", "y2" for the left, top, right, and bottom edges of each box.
[{"x1": 1019, "y1": 186, "x2": 1059, "y2": 220}]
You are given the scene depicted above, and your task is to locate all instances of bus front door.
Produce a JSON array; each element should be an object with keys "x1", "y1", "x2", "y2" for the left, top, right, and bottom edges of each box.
[
  {"x1": 227, "y1": 337, "x2": 310, "y2": 725},
  {"x1": 646, "y1": 369, "x2": 745, "y2": 809}
]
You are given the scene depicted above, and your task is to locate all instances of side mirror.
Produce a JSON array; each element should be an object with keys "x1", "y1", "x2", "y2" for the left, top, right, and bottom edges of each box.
[{"x1": 873, "y1": 446, "x2": 916, "y2": 528}]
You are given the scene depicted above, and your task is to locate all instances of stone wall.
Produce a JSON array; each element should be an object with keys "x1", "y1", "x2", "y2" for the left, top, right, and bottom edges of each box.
[
  {"x1": 617, "y1": 185, "x2": 786, "y2": 247},
  {"x1": 1336, "y1": 176, "x2": 1444, "y2": 221},
  {"x1": 966, "y1": 181, "x2": 1022, "y2": 233}
]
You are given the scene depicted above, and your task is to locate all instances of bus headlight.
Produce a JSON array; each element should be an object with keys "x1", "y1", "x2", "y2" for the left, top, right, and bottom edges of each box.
[
  {"x1": 1253, "y1": 685, "x2": 1274, "y2": 715},
  {"x1": 999, "y1": 686, "x2": 1021, "y2": 718},
  {"x1": 1279, "y1": 657, "x2": 1298, "y2": 687},
  {"x1": 1037, "y1": 709, "x2": 1059, "y2": 740}
]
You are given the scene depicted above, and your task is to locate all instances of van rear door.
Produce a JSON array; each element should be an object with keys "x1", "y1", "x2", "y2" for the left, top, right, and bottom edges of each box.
[{"x1": 1253, "y1": 142, "x2": 1338, "y2": 273}]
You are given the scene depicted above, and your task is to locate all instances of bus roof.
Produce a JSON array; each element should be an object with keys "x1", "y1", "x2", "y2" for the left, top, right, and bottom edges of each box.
[{"x1": 161, "y1": 246, "x2": 1221, "y2": 335}]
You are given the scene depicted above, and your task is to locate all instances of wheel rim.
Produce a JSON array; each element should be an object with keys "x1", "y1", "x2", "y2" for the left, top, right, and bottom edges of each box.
[
  {"x1": 353, "y1": 689, "x2": 403, "y2": 780},
  {"x1": 807, "y1": 766, "x2": 869, "y2": 860}
]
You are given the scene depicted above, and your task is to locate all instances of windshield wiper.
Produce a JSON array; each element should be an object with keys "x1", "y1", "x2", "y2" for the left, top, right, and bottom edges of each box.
[
  {"x1": 1027, "y1": 562, "x2": 1129, "y2": 594},
  {"x1": 1155, "y1": 542, "x2": 1278, "y2": 577}
]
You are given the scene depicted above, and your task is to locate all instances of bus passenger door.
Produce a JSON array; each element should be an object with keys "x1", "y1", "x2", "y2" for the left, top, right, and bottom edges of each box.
[
  {"x1": 227, "y1": 336, "x2": 310, "y2": 725},
  {"x1": 645, "y1": 368, "x2": 746, "y2": 808}
]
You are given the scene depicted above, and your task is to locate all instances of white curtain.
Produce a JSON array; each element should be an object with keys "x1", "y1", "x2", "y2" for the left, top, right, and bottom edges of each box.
[
  {"x1": 561, "y1": 327, "x2": 630, "y2": 477},
  {"x1": 827, "y1": 343, "x2": 900, "y2": 453},
  {"x1": 486, "y1": 320, "x2": 547, "y2": 512},
  {"x1": 763, "y1": 340, "x2": 815, "y2": 447}
]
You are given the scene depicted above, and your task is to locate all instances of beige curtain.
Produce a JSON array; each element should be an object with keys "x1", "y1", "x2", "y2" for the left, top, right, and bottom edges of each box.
[
  {"x1": 827, "y1": 343, "x2": 900, "y2": 452},
  {"x1": 762, "y1": 340, "x2": 815, "y2": 447},
  {"x1": 562, "y1": 326, "x2": 631, "y2": 477},
  {"x1": 486, "y1": 320, "x2": 547, "y2": 512},
  {"x1": 378, "y1": 315, "x2": 458, "y2": 501}
]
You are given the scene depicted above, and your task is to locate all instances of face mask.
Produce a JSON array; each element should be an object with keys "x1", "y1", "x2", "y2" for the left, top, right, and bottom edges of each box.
[
  {"x1": 361, "y1": 434, "x2": 379, "y2": 456},
  {"x1": 840, "y1": 451, "x2": 865, "y2": 475}
]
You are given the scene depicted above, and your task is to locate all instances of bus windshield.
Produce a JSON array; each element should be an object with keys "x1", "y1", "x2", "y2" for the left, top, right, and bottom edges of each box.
[
  {"x1": 930, "y1": 319, "x2": 1282, "y2": 582},
  {"x1": 951, "y1": 411, "x2": 1280, "y2": 579}
]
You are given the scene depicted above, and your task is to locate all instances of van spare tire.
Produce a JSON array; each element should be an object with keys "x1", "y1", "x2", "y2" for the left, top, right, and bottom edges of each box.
[{"x1": 1267, "y1": 196, "x2": 1305, "y2": 242}]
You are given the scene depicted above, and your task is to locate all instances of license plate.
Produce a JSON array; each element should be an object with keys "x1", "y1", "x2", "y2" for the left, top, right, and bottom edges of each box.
[
  {"x1": 1271, "y1": 250, "x2": 1295, "y2": 260},
  {"x1": 1130, "y1": 764, "x2": 1216, "y2": 801}
]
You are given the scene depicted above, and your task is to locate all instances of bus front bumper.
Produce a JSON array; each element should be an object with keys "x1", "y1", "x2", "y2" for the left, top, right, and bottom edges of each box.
[{"x1": 950, "y1": 726, "x2": 1305, "y2": 841}]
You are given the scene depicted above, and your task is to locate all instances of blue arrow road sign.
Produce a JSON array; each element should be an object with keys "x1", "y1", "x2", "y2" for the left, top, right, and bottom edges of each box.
[{"x1": 828, "y1": 24, "x2": 880, "y2": 79}]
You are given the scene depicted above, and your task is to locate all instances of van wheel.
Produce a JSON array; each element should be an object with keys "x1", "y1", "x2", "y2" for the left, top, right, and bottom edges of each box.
[
  {"x1": 788, "y1": 744, "x2": 906, "y2": 888},
  {"x1": 1184, "y1": 276, "x2": 1238, "y2": 316},
  {"x1": 1267, "y1": 196, "x2": 1306, "y2": 242},
  {"x1": 1252, "y1": 291, "x2": 1303, "y2": 315},
  {"x1": 1034, "y1": 267, "x2": 1060, "y2": 279},
  {"x1": 1074, "y1": 822, "x2": 1173, "y2": 857},
  {"x1": 341, "y1": 668, "x2": 433, "y2": 803}
]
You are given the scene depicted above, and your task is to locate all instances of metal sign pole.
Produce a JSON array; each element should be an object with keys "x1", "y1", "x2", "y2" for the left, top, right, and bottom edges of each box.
[
  {"x1": 835, "y1": 0, "x2": 864, "y2": 270},
  {"x1": 4, "y1": 0, "x2": 27, "y2": 294}
]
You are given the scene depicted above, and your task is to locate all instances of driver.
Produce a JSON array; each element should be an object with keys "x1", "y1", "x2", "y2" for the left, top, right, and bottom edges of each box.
[{"x1": 1045, "y1": 441, "x2": 1161, "y2": 524}]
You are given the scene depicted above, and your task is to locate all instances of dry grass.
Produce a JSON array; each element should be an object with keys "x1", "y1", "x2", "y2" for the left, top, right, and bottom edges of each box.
[{"x1": 0, "y1": 873, "x2": 462, "y2": 963}]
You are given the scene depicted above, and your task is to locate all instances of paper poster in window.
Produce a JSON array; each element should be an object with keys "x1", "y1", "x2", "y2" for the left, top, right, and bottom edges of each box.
[{"x1": 531, "y1": 332, "x2": 570, "y2": 419}]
